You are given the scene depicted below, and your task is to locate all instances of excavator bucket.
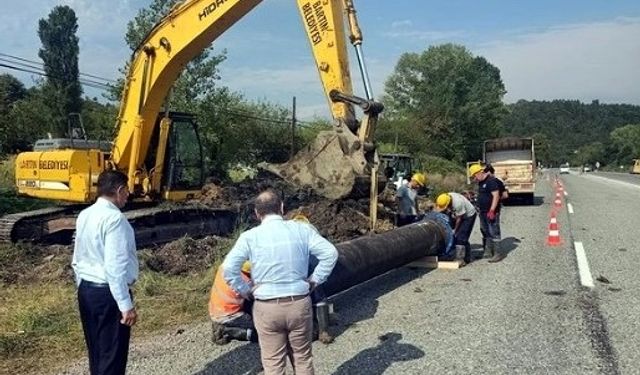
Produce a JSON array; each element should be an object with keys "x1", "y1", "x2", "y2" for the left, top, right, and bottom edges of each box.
[{"x1": 260, "y1": 130, "x2": 376, "y2": 200}]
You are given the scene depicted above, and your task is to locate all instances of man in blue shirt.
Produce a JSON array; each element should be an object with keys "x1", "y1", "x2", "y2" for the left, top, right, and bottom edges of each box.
[
  {"x1": 223, "y1": 190, "x2": 338, "y2": 375},
  {"x1": 469, "y1": 164, "x2": 505, "y2": 263},
  {"x1": 72, "y1": 170, "x2": 138, "y2": 374}
]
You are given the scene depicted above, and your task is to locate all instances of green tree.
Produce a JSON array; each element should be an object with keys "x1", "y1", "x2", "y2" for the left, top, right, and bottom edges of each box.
[
  {"x1": 610, "y1": 124, "x2": 640, "y2": 164},
  {"x1": 383, "y1": 44, "x2": 506, "y2": 163},
  {"x1": 7, "y1": 87, "x2": 55, "y2": 152},
  {"x1": 38, "y1": 5, "x2": 82, "y2": 137},
  {"x1": 571, "y1": 142, "x2": 605, "y2": 167},
  {"x1": 0, "y1": 74, "x2": 28, "y2": 153}
]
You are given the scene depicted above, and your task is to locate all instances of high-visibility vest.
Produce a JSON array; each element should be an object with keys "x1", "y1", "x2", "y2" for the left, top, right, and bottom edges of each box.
[{"x1": 208, "y1": 267, "x2": 249, "y2": 320}]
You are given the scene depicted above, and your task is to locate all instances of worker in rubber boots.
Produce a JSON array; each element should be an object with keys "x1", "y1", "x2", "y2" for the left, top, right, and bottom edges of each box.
[
  {"x1": 209, "y1": 261, "x2": 258, "y2": 345},
  {"x1": 395, "y1": 173, "x2": 427, "y2": 226},
  {"x1": 469, "y1": 163, "x2": 505, "y2": 263},
  {"x1": 435, "y1": 192, "x2": 477, "y2": 265}
]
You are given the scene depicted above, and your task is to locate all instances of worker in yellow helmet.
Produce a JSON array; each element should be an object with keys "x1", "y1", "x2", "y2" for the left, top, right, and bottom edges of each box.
[
  {"x1": 395, "y1": 172, "x2": 427, "y2": 226},
  {"x1": 468, "y1": 163, "x2": 505, "y2": 263},
  {"x1": 209, "y1": 261, "x2": 257, "y2": 344},
  {"x1": 435, "y1": 192, "x2": 477, "y2": 265}
]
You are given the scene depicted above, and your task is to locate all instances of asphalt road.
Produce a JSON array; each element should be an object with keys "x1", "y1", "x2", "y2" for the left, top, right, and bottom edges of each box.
[
  {"x1": 584, "y1": 171, "x2": 640, "y2": 186},
  {"x1": 58, "y1": 170, "x2": 639, "y2": 375}
]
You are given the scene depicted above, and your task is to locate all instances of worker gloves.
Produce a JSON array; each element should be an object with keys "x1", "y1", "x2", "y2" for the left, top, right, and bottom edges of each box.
[{"x1": 486, "y1": 210, "x2": 497, "y2": 222}]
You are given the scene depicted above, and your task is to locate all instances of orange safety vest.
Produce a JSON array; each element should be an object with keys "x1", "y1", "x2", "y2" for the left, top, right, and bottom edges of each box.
[{"x1": 208, "y1": 267, "x2": 250, "y2": 320}]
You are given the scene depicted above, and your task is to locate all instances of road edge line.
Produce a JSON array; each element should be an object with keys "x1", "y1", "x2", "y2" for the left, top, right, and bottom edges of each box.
[{"x1": 575, "y1": 241, "x2": 594, "y2": 288}]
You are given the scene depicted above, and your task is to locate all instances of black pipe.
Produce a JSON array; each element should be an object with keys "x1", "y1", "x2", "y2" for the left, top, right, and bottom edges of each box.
[{"x1": 321, "y1": 219, "x2": 445, "y2": 297}]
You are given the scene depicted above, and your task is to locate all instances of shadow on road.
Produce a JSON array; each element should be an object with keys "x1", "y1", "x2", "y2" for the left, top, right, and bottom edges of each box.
[
  {"x1": 503, "y1": 195, "x2": 544, "y2": 206},
  {"x1": 501, "y1": 236, "x2": 521, "y2": 255},
  {"x1": 194, "y1": 268, "x2": 430, "y2": 375},
  {"x1": 328, "y1": 267, "x2": 431, "y2": 339},
  {"x1": 332, "y1": 332, "x2": 424, "y2": 375},
  {"x1": 194, "y1": 341, "x2": 262, "y2": 375}
]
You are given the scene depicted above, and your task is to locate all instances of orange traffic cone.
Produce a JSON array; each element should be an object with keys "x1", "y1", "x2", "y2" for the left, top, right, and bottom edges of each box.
[
  {"x1": 547, "y1": 216, "x2": 562, "y2": 246},
  {"x1": 549, "y1": 215, "x2": 558, "y2": 231},
  {"x1": 554, "y1": 196, "x2": 562, "y2": 208}
]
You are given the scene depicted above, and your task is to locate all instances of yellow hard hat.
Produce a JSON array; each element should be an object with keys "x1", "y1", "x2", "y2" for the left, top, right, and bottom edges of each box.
[
  {"x1": 241, "y1": 261, "x2": 251, "y2": 274},
  {"x1": 435, "y1": 193, "x2": 451, "y2": 211},
  {"x1": 411, "y1": 173, "x2": 427, "y2": 187},
  {"x1": 468, "y1": 163, "x2": 484, "y2": 177},
  {"x1": 292, "y1": 214, "x2": 310, "y2": 223}
]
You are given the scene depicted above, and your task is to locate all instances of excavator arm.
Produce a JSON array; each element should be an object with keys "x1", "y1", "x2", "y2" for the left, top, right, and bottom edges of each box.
[{"x1": 113, "y1": 0, "x2": 382, "y2": 201}]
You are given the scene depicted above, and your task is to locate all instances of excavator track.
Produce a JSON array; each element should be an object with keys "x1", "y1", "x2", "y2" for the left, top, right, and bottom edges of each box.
[{"x1": 0, "y1": 204, "x2": 237, "y2": 248}]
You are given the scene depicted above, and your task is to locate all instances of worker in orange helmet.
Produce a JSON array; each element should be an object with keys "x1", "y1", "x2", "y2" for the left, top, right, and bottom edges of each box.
[{"x1": 209, "y1": 261, "x2": 257, "y2": 344}]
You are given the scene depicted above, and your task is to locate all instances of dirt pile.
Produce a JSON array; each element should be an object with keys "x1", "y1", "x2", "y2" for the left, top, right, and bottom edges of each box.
[
  {"x1": 199, "y1": 171, "x2": 396, "y2": 243},
  {"x1": 0, "y1": 243, "x2": 73, "y2": 284},
  {"x1": 145, "y1": 235, "x2": 232, "y2": 275}
]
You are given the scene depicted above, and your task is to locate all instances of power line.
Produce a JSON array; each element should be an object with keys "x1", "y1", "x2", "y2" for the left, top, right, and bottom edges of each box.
[
  {"x1": 0, "y1": 57, "x2": 112, "y2": 88},
  {"x1": 0, "y1": 52, "x2": 117, "y2": 83},
  {"x1": 0, "y1": 62, "x2": 110, "y2": 91}
]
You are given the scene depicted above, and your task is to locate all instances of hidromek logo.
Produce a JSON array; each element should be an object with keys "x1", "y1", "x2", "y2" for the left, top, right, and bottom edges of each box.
[{"x1": 199, "y1": 0, "x2": 229, "y2": 21}]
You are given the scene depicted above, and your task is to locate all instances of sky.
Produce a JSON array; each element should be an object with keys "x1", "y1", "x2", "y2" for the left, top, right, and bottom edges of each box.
[{"x1": 1, "y1": 0, "x2": 639, "y2": 120}]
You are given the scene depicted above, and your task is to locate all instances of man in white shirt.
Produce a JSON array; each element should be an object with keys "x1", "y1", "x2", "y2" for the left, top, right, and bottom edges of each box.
[
  {"x1": 223, "y1": 190, "x2": 338, "y2": 375},
  {"x1": 72, "y1": 170, "x2": 138, "y2": 375}
]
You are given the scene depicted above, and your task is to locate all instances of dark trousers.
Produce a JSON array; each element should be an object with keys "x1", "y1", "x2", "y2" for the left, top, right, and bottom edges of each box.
[
  {"x1": 479, "y1": 211, "x2": 502, "y2": 243},
  {"x1": 455, "y1": 213, "x2": 477, "y2": 263},
  {"x1": 78, "y1": 281, "x2": 131, "y2": 375}
]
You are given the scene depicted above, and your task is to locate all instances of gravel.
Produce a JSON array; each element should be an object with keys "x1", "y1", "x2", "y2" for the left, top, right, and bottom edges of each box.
[{"x1": 56, "y1": 172, "x2": 632, "y2": 374}]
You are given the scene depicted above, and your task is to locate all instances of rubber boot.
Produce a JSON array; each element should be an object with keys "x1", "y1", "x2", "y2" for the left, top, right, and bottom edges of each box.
[
  {"x1": 211, "y1": 322, "x2": 230, "y2": 345},
  {"x1": 488, "y1": 240, "x2": 506, "y2": 263},
  {"x1": 483, "y1": 238, "x2": 493, "y2": 259},
  {"x1": 223, "y1": 326, "x2": 249, "y2": 341}
]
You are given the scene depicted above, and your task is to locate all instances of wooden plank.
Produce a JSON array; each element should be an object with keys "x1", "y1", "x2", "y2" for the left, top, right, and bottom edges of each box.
[
  {"x1": 407, "y1": 256, "x2": 438, "y2": 269},
  {"x1": 406, "y1": 256, "x2": 464, "y2": 270}
]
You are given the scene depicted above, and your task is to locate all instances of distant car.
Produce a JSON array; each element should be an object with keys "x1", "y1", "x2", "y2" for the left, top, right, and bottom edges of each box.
[
  {"x1": 559, "y1": 164, "x2": 570, "y2": 174},
  {"x1": 583, "y1": 165, "x2": 591, "y2": 172}
]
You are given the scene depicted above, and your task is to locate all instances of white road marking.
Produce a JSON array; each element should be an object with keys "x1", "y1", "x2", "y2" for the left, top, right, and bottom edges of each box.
[
  {"x1": 568, "y1": 203, "x2": 574, "y2": 214},
  {"x1": 575, "y1": 242, "x2": 594, "y2": 288},
  {"x1": 582, "y1": 173, "x2": 640, "y2": 190}
]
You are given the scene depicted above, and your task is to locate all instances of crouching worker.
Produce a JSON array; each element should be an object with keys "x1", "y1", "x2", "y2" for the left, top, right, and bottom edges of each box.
[
  {"x1": 209, "y1": 261, "x2": 258, "y2": 345},
  {"x1": 435, "y1": 192, "x2": 477, "y2": 265},
  {"x1": 421, "y1": 210, "x2": 457, "y2": 261}
]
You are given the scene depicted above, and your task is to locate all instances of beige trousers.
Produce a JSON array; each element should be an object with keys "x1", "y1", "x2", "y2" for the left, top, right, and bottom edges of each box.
[{"x1": 253, "y1": 296, "x2": 314, "y2": 375}]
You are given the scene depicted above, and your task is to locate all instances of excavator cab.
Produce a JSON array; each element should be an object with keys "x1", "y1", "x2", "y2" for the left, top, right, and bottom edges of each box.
[
  {"x1": 144, "y1": 112, "x2": 205, "y2": 201},
  {"x1": 163, "y1": 114, "x2": 204, "y2": 191}
]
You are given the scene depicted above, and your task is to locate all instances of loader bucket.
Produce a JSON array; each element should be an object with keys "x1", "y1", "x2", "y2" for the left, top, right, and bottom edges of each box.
[{"x1": 260, "y1": 130, "x2": 374, "y2": 200}]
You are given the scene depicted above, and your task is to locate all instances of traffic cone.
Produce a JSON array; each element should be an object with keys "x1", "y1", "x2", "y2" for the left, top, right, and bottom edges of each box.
[
  {"x1": 549, "y1": 215, "x2": 558, "y2": 231},
  {"x1": 554, "y1": 196, "x2": 562, "y2": 208},
  {"x1": 547, "y1": 216, "x2": 562, "y2": 246}
]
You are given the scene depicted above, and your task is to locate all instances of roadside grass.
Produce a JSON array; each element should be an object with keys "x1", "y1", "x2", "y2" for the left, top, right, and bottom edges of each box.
[
  {"x1": 0, "y1": 244, "x2": 225, "y2": 375},
  {"x1": 0, "y1": 268, "x2": 218, "y2": 374}
]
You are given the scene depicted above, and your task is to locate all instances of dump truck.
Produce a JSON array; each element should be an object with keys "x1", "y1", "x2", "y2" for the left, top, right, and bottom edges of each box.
[{"x1": 483, "y1": 137, "x2": 536, "y2": 205}]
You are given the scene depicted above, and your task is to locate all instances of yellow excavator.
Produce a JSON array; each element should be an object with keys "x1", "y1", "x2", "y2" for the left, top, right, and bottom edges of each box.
[{"x1": 2, "y1": 0, "x2": 383, "y2": 245}]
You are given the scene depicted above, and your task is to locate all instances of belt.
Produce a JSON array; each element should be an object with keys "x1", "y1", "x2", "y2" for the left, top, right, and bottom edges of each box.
[
  {"x1": 80, "y1": 280, "x2": 110, "y2": 288},
  {"x1": 257, "y1": 294, "x2": 308, "y2": 304}
]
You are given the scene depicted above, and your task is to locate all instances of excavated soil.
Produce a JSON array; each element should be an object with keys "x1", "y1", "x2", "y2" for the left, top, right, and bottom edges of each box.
[
  {"x1": 137, "y1": 171, "x2": 400, "y2": 275},
  {"x1": 144, "y1": 235, "x2": 233, "y2": 276},
  {"x1": 3, "y1": 172, "x2": 405, "y2": 278},
  {"x1": 199, "y1": 171, "x2": 396, "y2": 243}
]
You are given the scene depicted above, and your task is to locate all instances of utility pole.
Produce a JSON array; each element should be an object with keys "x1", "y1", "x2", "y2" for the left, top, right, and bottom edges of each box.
[{"x1": 290, "y1": 96, "x2": 296, "y2": 159}]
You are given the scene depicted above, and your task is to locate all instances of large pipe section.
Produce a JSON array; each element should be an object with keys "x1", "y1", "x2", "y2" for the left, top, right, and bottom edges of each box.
[{"x1": 321, "y1": 219, "x2": 445, "y2": 297}]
